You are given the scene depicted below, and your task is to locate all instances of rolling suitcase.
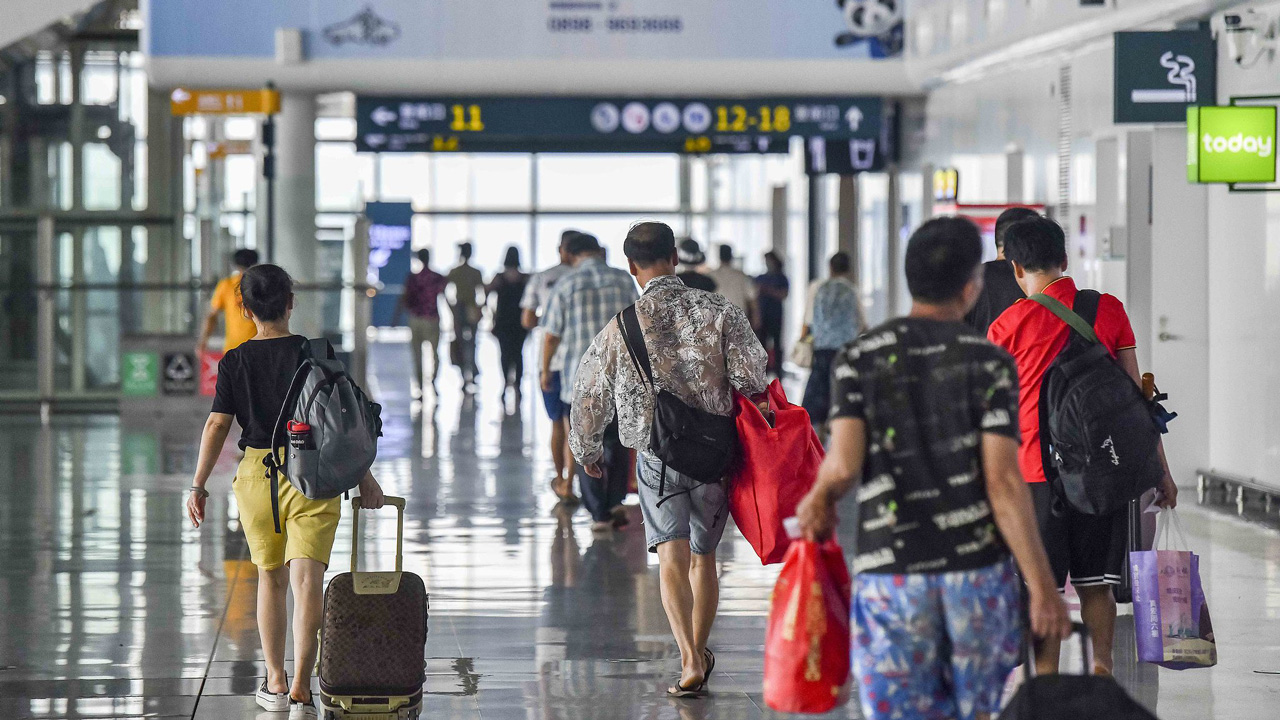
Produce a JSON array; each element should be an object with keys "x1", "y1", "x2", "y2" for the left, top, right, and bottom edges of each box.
[
  {"x1": 319, "y1": 497, "x2": 427, "y2": 719},
  {"x1": 1002, "y1": 624, "x2": 1157, "y2": 720}
]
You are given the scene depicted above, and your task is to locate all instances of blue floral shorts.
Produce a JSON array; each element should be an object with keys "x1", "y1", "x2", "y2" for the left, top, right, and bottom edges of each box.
[{"x1": 853, "y1": 558, "x2": 1023, "y2": 720}]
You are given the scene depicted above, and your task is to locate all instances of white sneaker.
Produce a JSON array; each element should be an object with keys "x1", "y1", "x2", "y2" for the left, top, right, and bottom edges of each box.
[
  {"x1": 255, "y1": 679, "x2": 288, "y2": 712},
  {"x1": 288, "y1": 697, "x2": 318, "y2": 719}
]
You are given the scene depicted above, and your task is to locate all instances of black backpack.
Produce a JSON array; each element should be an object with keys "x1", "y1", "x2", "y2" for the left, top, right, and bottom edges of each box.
[
  {"x1": 1032, "y1": 290, "x2": 1162, "y2": 516},
  {"x1": 616, "y1": 304, "x2": 737, "y2": 504}
]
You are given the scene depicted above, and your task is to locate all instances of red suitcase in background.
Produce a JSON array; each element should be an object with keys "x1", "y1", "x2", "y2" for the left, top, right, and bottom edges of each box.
[{"x1": 729, "y1": 380, "x2": 823, "y2": 565}]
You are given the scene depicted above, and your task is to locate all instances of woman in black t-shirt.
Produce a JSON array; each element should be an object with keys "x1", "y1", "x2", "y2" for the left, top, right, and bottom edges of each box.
[
  {"x1": 186, "y1": 264, "x2": 385, "y2": 717},
  {"x1": 486, "y1": 246, "x2": 531, "y2": 401}
]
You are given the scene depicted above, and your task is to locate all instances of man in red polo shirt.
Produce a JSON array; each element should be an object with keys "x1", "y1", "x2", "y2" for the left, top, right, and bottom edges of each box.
[{"x1": 989, "y1": 216, "x2": 1177, "y2": 677}]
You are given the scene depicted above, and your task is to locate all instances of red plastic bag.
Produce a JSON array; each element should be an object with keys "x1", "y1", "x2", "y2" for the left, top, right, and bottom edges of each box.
[
  {"x1": 764, "y1": 539, "x2": 852, "y2": 714},
  {"x1": 729, "y1": 379, "x2": 824, "y2": 564}
]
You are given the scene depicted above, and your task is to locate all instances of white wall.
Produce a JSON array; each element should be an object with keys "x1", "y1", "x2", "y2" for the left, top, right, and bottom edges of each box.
[{"x1": 1205, "y1": 1, "x2": 1280, "y2": 488}]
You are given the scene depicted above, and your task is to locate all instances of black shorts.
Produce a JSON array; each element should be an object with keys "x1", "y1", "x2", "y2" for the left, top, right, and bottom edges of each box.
[{"x1": 1030, "y1": 482, "x2": 1127, "y2": 590}]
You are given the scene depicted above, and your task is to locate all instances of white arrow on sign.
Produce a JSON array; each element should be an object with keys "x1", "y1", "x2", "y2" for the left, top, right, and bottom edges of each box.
[
  {"x1": 365, "y1": 134, "x2": 387, "y2": 148},
  {"x1": 371, "y1": 106, "x2": 397, "y2": 127},
  {"x1": 845, "y1": 107, "x2": 864, "y2": 132}
]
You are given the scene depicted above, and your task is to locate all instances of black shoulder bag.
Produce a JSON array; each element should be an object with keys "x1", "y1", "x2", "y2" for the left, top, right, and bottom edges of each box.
[{"x1": 615, "y1": 304, "x2": 738, "y2": 504}]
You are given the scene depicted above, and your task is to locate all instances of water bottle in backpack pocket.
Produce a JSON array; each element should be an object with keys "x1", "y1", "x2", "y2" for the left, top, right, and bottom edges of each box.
[
  {"x1": 1032, "y1": 290, "x2": 1164, "y2": 516},
  {"x1": 263, "y1": 338, "x2": 383, "y2": 532}
]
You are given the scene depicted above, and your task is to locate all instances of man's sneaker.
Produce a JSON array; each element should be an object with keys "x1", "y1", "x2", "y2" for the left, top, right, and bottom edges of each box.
[
  {"x1": 288, "y1": 696, "x2": 318, "y2": 720},
  {"x1": 255, "y1": 679, "x2": 288, "y2": 712}
]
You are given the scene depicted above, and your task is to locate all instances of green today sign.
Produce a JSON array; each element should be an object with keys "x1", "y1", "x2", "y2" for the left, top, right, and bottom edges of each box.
[{"x1": 1187, "y1": 105, "x2": 1277, "y2": 183}]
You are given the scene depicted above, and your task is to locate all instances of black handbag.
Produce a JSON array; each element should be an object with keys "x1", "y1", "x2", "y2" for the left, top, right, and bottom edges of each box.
[
  {"x1": 616, "y1": 304, "x2": 737, "y2": 503},
  {"x1": 1002, "y1": 623, "x2": 1158, "y2": 720}
]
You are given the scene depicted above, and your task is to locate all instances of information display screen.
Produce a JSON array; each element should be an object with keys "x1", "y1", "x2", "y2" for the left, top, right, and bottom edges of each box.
[{"x1": 355, "y1": 96, "x2": 884, "y2": 155}]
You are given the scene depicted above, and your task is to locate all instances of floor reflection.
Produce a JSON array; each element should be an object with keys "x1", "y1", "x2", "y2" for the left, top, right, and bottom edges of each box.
[{"x1": 0, "y1": 337, "x2": 1276, "y2": 718}]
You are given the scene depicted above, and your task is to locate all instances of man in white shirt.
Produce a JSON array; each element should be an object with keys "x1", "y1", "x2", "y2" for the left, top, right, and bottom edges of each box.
[
  {"x1": 521, "y1": 229, "x2": 582, "y2": 502},
  {"x1": 706, "y1": 244, "x2": 759, "y2": 328}
]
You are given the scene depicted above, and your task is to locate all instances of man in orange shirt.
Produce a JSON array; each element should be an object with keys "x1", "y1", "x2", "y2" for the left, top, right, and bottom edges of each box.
[
  {"x1": 198, "y1": 249, "x2": 260, "y2": 354},
  {"x1": 988, "y1": 216, "x2": 1176, "y2": 677}
]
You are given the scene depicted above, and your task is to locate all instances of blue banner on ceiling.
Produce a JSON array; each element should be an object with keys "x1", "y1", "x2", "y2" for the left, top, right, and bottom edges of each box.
[{"x1": 147, "y1": 1, "x2": 903, "y2": 61}]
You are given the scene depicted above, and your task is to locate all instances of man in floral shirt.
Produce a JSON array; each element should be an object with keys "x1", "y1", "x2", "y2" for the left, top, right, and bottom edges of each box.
[{"x1": 570, "y1": 221, "x2": 767, "y2": 698}]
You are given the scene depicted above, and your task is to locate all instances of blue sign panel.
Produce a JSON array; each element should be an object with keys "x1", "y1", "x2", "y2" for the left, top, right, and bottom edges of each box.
[{"x1": 365, "y1": 202, "x2": 414, "y2": 327}]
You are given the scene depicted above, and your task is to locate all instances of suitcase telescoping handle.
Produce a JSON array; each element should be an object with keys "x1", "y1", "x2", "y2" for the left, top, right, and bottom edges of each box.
[
  {"x1": 350, "y1": 496, "x2": 405, "y2": 574},
  {"x1": 1021, "y1": 622, "x2": 1093, "y2": 680}
]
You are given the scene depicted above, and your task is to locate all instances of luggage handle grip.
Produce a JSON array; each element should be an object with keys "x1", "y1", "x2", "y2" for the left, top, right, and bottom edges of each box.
[
  {"x1": 1022, "y1": 621, "x2": 1093, "y2": 680},
  {"x1": 350, "y1": 496, "x2": 405, "y2": 574}
]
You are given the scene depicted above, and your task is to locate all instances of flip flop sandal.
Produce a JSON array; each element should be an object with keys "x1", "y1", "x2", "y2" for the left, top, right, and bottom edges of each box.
[
  {"x1": 667, "y1": 677, "x2": 707, "y2": 698},
  {"x1": 704, "y1": 649, "x2": 716, "y2": 681}
]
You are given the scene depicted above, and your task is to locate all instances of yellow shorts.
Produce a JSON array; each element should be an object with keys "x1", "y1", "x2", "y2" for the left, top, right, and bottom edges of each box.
[{"x1": 234, "y1": 447, "x2": 341, "y2": 570}]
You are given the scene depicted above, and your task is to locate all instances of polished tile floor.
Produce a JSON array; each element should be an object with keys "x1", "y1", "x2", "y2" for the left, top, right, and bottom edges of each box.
[{"x1": 2, "y1": 336, "x2": 1279, "y2": 719}]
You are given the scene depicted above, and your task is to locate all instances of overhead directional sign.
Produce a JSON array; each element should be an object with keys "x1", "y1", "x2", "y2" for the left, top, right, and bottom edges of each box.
[
  {"x1": 355, "y1": 96, "x2": 884, "y2": 154},
  {"x1": 170, "y1": 88, "x2": 281, "y2": 116}
]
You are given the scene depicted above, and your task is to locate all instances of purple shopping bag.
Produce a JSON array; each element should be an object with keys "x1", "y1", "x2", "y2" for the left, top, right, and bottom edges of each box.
[{"x1": 1130, "y1": 509, "x2": 1217, "y2": 669}]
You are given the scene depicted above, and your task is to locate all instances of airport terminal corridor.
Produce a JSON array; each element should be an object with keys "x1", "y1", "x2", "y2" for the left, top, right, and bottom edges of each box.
[
  {"x1": 1, "y1": 340, "x2": 1278, "y2": 720},
  {"x1": 5, "y1": 1, "x2": 1280, "y2": 718}
]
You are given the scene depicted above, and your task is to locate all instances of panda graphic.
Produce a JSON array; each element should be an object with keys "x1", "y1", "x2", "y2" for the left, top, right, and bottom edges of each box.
[{"x1": 834, "y1": 0, "x2": 904, "y2": 58}]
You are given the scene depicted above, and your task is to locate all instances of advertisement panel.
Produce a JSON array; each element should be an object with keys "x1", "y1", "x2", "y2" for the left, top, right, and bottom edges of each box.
[
  {"x1": 365, "y1": 202, "x2": 415, "y2": 327},
  {"x1": 148, "y1": 1, "x2": 904, "y2": 61},
  {"x1": 1187, "y1": 106, "x2": 1277, "y2": 184}
]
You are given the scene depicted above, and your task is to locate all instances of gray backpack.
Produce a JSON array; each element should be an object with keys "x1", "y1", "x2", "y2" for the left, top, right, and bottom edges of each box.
[{"x1": 264, "y1": 339, "x2": 383, "y2": 532}]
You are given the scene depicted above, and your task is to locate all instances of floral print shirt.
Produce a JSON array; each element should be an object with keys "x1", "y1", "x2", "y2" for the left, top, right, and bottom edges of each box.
[{"x1": 569, "y1": 274, "x2": 767, "y2": 465}]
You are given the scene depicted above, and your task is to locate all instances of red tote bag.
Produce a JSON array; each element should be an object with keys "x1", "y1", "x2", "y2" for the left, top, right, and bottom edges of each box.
[
  {"x1": 729, "y1": 379, "x2": 824, "y2": 565},
  {"x1": 764, "y1": 538, "x2": 852, "y2": 714}
]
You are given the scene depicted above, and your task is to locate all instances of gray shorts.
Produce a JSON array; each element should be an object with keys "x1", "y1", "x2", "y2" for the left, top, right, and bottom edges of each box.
[{"x1": 636, "y1": 452, "x2": 729, "y2": 555}]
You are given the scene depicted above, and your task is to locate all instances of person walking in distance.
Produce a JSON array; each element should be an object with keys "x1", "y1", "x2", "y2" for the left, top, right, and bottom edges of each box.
[
  {"x1": 675, "y1": 238, "x2": 717, "y2": 292},
  {"x1": 396, "y1": 249, "x2": 448, "y2": 397},
  {"x1": 754, "y1": 251, "x2": 790, "y2": 377},
  {"x1": 487, "y1": 246, "x2": 531, "y2": 405},
  {"x1": 197, "y1": 248, "x2": 260, "y2": 356},
  {"x1": 186, "y1": 265, "x2": 386, "y2": 719},
  {"x1": 706, "y1": 244, "x2": 759, "y2": 327},
  {"x1": 963, "y1": 206, "x2": 1039, "y2": 334},
  {"x1": 570, "y1": 222, "x2": 769, "y2": 698},
  {"x1": 795, "y1": 217, "x2": 1071, "y2": 720},
  {"x1": 543, "y1": 233, "x2": 639, "y2": 529},
  {"x1": 446, "y1": 241, "x2": 486, "y2": 391},
  {"x1": 988, "y1": 216, "x2": 1177, "y2": 676},
  {"x1": 800, "y1": 251, "x2": 864, "y2": 427},
  {"x1": 522, "y1": 230, "x2": 582, "y2": 501}
]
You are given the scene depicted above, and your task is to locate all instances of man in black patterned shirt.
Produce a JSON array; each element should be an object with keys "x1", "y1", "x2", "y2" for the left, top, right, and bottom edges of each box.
[{"x1": 796, "y1": 217, "x2": 1069, "y2": 720}]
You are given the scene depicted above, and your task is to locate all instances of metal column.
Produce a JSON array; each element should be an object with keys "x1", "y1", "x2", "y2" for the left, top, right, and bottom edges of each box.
[
  {"x1": 37, "y1": 215, "x2": 55, "y2": 422},
  {"x1": 350, "y1": 217, "x2": 371, "y2": 389},
  {"x1": 806, "y1": 175, "x2": 823, "y2": 282},
  {"x1": 886, "y1": 167, "x2": 903, "y2": 317}
]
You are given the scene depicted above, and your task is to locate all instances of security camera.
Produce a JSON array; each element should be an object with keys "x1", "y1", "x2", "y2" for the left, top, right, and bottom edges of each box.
[{"x1": 1215, "y1": 9, "x2": 1278, "y2": 68}]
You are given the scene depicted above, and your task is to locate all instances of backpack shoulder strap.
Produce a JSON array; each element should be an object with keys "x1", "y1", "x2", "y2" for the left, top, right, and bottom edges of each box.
[
  {"x1": 304, "y1": 337, "x2": 333, "y2": 361},
  {"x1": 616, "y1": 304, "x2": 654, "y2": 388},
  {"x1": 1029, "y1": 292, "x2": 1098, "y2": 344},
  {"x1": 1072, "y1": 289, "x2": 1101, "y2": 328}
]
